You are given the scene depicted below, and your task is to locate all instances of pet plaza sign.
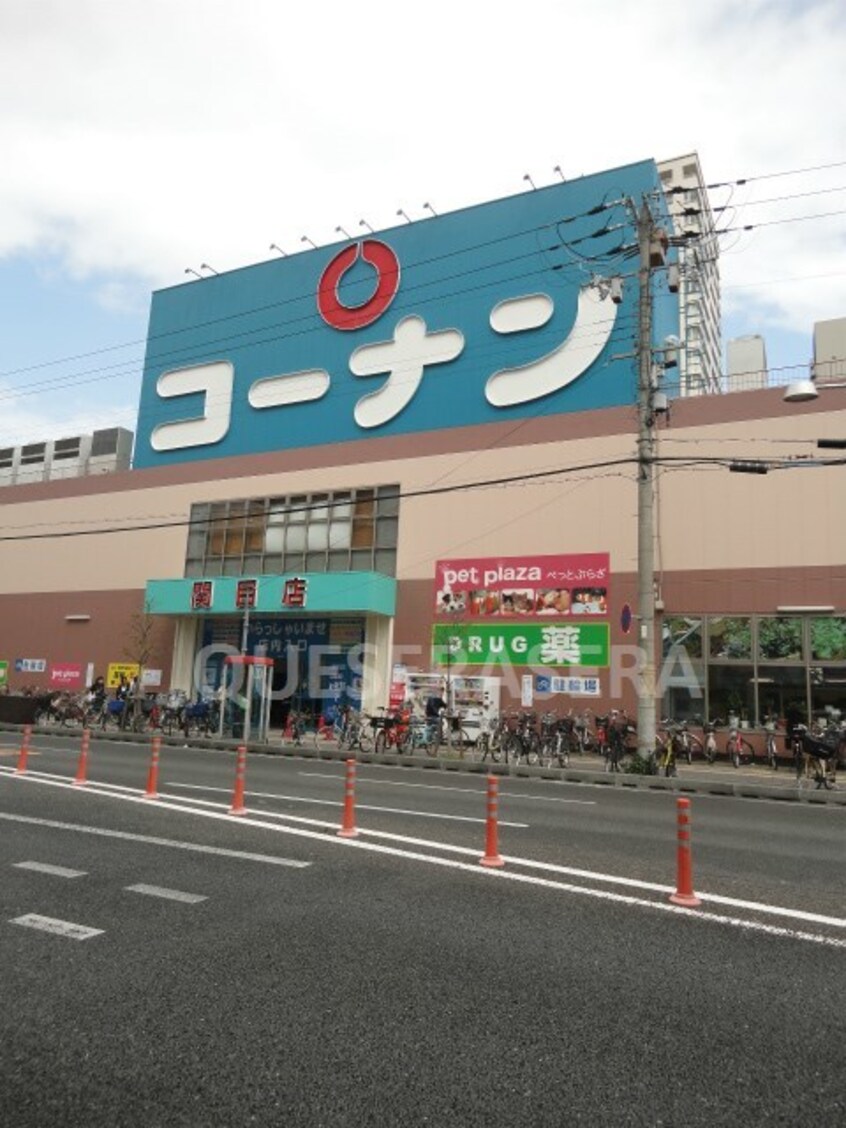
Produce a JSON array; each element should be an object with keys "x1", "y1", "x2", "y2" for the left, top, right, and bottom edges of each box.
[{"x1": 432, "y1": 622, "x2": 610, "y2": 668}]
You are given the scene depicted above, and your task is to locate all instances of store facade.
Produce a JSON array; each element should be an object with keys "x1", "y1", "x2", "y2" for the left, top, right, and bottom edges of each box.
[{"x1": 0, "y1": 157, "x2": 844, "y2": 738}]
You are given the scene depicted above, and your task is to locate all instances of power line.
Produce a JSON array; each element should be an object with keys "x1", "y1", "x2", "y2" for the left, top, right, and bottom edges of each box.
[{"x1": 1, "y1": 452, "x2": 844, "y2": 544}]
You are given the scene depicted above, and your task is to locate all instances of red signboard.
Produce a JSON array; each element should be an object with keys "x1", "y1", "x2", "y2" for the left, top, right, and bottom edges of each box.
[
  {"x1": 191, "y1": 580, "x2": 214, "y2": 610},
  {"x1": 434, "y1": 554, "x2": 609, "y2": 619},
  {"x1": 282, "y1": 577, "x2": 308, "y2": 608},
  {"x1": 49, "y1": 663, "x2": 84, "y2": 689}
]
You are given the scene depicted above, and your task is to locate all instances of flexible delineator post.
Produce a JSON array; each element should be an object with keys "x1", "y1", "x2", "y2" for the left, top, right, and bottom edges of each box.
[
  {"x1": 73, "y1": 729, "x2": 91, "y2": 787},
  {"x1": 229, "y1": 745, "x2": 248, "y2": 815},
  {"x1": 479, "y1": 773, "x2": 505, "y2": 868},
  {"x1": 15, "y1": 725, "x2": 32, "y2": 774},
  {"x1": 143, "y1": 735, "x2": 161, "y2": 799},
  {"x1": 337, "y1": 758, "x2": 359, "y2": 838},
  {"x1": 669, "y1": 796, "x2": 701, "y2": 907}
]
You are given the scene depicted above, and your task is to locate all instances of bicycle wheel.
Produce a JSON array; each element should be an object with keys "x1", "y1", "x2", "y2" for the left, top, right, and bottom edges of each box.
[
  {"x1": 525, "y1": 733, "x2": 541, "y2": 766},
  {"x1": 374, "y1": 730, "x2": 387, "y2": 755},
  {"x1": 727, "y1": 738, "x2": 739, "y2": 768},
  {"x1": 688, "y1": 734, "x2": 704, "y2": 763}
]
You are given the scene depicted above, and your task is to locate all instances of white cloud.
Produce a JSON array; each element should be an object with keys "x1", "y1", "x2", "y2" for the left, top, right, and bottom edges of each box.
[{"x1": 0, "y1": 0, "x2": 844, "y2": 408}]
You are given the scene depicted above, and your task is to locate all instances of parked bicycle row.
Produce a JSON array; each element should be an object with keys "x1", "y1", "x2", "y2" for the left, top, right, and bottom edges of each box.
[
  {"x1": 26, "y1": 687, "x2": 221, "y2": 738},
  {"x1": 303, "y1": 704, "x2": 843, "y2": 787}
]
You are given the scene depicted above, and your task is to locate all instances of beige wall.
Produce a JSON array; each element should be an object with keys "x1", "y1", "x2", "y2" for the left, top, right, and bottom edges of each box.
[{"x1": 0, "y1": 387, "x2": 843, "y2": 597}]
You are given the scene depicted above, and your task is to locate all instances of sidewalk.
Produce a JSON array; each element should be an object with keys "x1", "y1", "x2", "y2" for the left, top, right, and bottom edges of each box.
[{"x1": 2, "y1": 723, "x2": 843, "y2": 805}]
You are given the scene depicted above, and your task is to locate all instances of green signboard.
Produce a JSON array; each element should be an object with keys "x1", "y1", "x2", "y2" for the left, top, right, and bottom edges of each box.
[
  {"x1": 432, "y1": 622, "x2": 610, "y2": 668},
  {"x1": 0, "y1": 661, "x2": 7, "y2": 686}
]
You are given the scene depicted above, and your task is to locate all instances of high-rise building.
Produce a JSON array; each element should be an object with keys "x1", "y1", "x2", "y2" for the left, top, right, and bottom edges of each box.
[
  {"x1": 813, "y1": 316, "x2": 846, "y2": 383},
  {"x1": 726, "y1": 334, "x2": 768, "y2": 393},
  {"x1": 658, "y1": 152, "x2": 722, "y2": 396}
]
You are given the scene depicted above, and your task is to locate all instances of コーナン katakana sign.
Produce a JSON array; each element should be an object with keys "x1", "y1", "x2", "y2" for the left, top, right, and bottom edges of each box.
[
  {"x1": 135, "y1": 160, "x2": 677, "y2": 467},
  {"x1": 432, "y1": 623, "x2": 610, "y2": 668}
]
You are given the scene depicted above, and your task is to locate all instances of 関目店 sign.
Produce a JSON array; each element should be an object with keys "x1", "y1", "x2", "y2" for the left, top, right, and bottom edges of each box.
[
  {"x1": 434, "y1": 554, "x2": 609, "y2": 619},
  {"x1": 432, "y1": 623, "x2": 609, "y2": 668}
]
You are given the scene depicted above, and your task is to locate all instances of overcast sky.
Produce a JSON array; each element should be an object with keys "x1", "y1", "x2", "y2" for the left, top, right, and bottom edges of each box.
[{"x1": 1, "y1": 0, "x2": 844, "y2": 446}]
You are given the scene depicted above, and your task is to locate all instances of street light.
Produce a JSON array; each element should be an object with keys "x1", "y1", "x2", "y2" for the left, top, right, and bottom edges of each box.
[
  {"x1": 184, "y1": 267, "x2": 203, "y2": 280},
  {"x1": 783, "y1": 380, "x2": 846, "y2": 402}
]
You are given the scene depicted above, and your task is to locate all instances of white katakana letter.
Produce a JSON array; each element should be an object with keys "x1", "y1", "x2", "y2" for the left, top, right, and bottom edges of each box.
[
  {"x1": 485, "y1": 284, "x2": 617, "y2": 407},
  {"x1": 539, "y1": 626, "x2": 581, "y2": 666},
  {"x1": 151, "y1": 361, "x2": 234, "y2": 451},
  {"x1": 350, "y1": 315, "x2": 464, "y2": 428},
  {"x1": 248, "y1": 370, "x2": 330, "y2": 409}
]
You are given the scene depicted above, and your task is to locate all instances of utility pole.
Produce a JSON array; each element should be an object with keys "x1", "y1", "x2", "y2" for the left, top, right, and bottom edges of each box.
[{"x1": 634, "y1": 198, "x2": 662, "y2": 762}]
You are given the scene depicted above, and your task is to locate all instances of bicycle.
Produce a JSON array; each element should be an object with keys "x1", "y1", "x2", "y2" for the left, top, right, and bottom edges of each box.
[
  {"x1": 656, "y1": 720, "x2": 682, "y2": 777},
  {"x1": 502, "y1": 711, "x2": 541, "y2": 766},
  {"x1": 675, "y1": 719, "x2": 704, "y2": 764},
  {"x1": 373, "y1": 707, "x2": 411, "y2": 755},
  {"x1": 703, "y1": 719, "x2": 721, "y2": 764},
  {"x1": 605, "y1": 711, "x2": 636, "y2": 773},
  {"x1": 726, "y1": 723, "x2": 754, "y2": 768},
  {"x1": 763, "y1": 715, "x2": 780, "y2": 771},
  {"x1": 427, "y1": 708, "x2": 476, "y2": 758}
]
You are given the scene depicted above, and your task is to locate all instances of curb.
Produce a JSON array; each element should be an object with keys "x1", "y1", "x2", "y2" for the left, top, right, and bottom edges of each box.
[{"x1": 3, "y1": 723, "x2": 843, "y2": 805}]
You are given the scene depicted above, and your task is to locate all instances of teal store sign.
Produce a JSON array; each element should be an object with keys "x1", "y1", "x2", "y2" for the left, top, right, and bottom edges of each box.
[
  {"x1": 135, "y1": 160, "x2": 677, "y2": 468},
  {"x1": 432, "y1": 622, "x2": 610, "y2": 668},
  {"x1": 145, "y1": 572, "x2": 396, "y2": 618}
]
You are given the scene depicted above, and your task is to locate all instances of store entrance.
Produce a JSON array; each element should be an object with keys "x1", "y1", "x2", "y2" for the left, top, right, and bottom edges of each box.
[{"x1": 199, "y1": 614, "x2": 365, "y2": 731}]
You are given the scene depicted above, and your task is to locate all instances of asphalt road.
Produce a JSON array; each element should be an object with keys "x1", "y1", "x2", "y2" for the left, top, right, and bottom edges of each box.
[{"x1": 1, "y1": 733, "x2": 844, "y2": 1127}]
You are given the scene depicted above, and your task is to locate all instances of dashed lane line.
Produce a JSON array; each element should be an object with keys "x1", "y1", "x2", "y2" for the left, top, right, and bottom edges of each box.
[
  {"x1": 165, "y1": 781, "x2": 530, "y2": 827},
  {"x1": 125, "y1": 884, "x2": 208, "y2": 904},
  {"x1": 3, "y1": 768, "x2": 845, "y2": 946},
  {"x1": 0, "y1": 811, "x2": 310, "y2": 868},
  {"x1": 13, "y1": 861, "x2": 86, "y2": 878},
  {"x1": 10, "y1": 914, "x2": 103, "y2": 940},
  {"x1": 297, "y1": 771, "x2": 597, "y2": 804}
]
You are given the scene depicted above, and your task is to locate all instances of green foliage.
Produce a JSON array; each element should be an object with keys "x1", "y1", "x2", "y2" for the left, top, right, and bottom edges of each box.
[
  {"x1": 709, "y1": 617, "x2": 752, "y2": 659},
  {"x1": 758, "y1": 617, "x2": 802, "y2": 661},
  {"x1": 811, "y1": 617, "x2": 846, "y2": 661}
]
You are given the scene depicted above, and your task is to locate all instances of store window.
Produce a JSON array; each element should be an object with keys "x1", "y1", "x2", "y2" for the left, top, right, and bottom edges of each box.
[
  {"x1": 757, "y1": 617, "x2": 802, "y2": 661},
  {"x1": 184, "y1": 485, "x2": 400, "y2": 578},
  {"x1": 708, "y1": 665, "x2": 755, "y2": 727},
  {"x1": 811, "y1": 617, "x2": 846, "y2": 661},
  {"x1": 660, "y1": 613, "x2": 845, "y2": 729},
  {"x1": 709, "y1": 617, "x2": 752, "y2": 661},
  {"x1": 661, "y1": 617, "x2": 704, "y2": 722}
]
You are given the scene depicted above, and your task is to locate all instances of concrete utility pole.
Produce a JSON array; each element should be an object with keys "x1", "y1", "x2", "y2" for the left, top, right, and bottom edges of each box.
[{"x1": 635, "y1": 199, "x2": 660, "y2": 761}]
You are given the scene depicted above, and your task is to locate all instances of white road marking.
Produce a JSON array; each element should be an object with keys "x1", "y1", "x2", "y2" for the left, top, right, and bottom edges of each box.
[
  {"x1": 3, "y1": 769, "x2": 844, "y2": 944},
  {"x1": 0, "y1": 811, "x2": 309, "y2": 868},
  {"x1": 165, "y1": 781, "x2": 529, "y2": 827},
  {"x1": 13, "y1": 861, "x2": 86, "y2": 878},
  {"x1": 125, "y1": 884, "x2": 207, "y2": 904},
  {"x1": 298, "y1": 771, "x2": 596, "y2": 805},
  {"x1": 11, "y1": 914, "x2": 103, "y2": 940}
]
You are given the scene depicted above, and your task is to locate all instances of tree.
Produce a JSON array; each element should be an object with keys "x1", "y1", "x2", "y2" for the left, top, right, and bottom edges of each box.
[{"x1": 121, "y1": 598, "x2": 166, "y2": 730}]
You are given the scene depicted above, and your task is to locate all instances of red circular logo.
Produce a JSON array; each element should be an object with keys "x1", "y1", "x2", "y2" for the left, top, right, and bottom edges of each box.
[{"x1": 317, "y1": 239, "x2": 400, "y2": 331}]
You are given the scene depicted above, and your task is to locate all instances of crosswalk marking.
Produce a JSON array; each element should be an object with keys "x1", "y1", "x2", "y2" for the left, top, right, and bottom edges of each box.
[
  {"x1": 125, "y1": 884, "x2": 207, "y2": 903},
  {"x1": 11, "y1": 914, "x2": 103, "y2": 940}
]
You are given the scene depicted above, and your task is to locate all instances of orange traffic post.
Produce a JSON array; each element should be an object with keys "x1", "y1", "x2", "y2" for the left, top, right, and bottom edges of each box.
[
  {"x1": 142, "y1": 735, "x2": 161, "y2": 799},
  {"x1": 337, "y1": 757, "x2": 359, "y2": 838},
  {"x1": 73, "y1": 728, "x2": 91, "y2": 787},
  {"x1": 669, "y1": 796, "x2": 702, "y2": 908},
  {"x1": 479, "y1": 773, "x2": 505, "y2": 868},
  {"x1": 229, "y1": 745, "x2": 248, "y2": 816},
  {"x1": 15, "y1": 725, "x2": 32, "y2": 774}
]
